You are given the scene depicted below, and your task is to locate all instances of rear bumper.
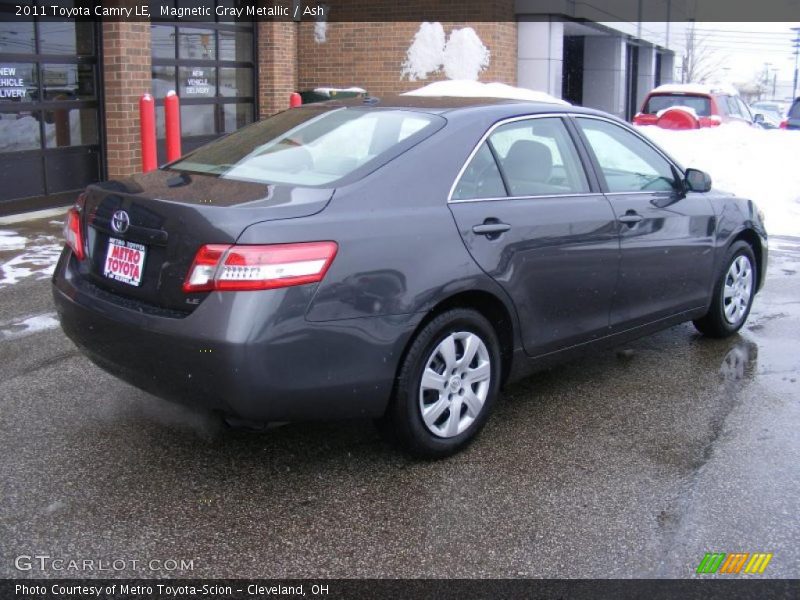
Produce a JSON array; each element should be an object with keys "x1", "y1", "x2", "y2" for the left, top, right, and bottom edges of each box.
[{"x1": 52, "y1": 251, "x2": 421, "y2": 421}]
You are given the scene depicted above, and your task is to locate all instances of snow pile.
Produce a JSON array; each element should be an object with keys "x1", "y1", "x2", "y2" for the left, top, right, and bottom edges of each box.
[
  {"x1": 404, "y1": 80, "x2": 570, "y2": 106},
  {"x1": 314, "y1": 21, "x2": 327, "y2": 43},
  {"x1": 402, "y1": 22, "x2": 446, "y2": 81},
  {"x1": 442, "y1": 28, "x2": 490, "y2": 81},
  {"x1": 313, "y1": 5, "x2": 329, "y2": 44},
  {"x1": 401, "y1": 23, "x2": 490, "y2": 82},
  {"x1": 637, "y1": 124, "x2": 800, "y2": 236}
]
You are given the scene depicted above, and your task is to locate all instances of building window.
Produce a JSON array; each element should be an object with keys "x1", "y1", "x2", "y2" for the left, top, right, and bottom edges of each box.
[
  {"x1": 0, "y1": 4, "x2": 101, "y2": 205},
  {"x1": 151, "y1": 6, "x2": 256, "y2": 157}
]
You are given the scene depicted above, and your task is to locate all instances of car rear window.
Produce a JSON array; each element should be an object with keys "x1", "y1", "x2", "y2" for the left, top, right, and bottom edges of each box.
[
  {"x1": 168, "y1": 107, "x2": 443, "y2": 186},
  {"x1": 644, "y1": 94, "x2": 712, "y2": 117}
]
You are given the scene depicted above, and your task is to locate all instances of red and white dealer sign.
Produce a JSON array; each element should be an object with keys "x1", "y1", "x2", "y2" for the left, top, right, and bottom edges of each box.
[{"x1": 103, "y1": 238, "x2": 146, "y2": 286}]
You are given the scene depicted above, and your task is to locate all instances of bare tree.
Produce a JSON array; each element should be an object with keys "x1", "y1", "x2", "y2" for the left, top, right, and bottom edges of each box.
[{"x1": 681, "y1": 25, "x2": 727, "y2": 83}]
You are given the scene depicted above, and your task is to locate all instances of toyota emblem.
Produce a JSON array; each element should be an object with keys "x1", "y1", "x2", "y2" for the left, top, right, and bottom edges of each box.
[{"x1": 111, "y1": 210, "x2": 130, "y2": 234}]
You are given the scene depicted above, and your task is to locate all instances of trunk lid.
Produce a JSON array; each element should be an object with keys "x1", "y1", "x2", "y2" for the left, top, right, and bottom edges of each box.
[{"x1": 79, "y1": 170, "x2": 333, "y2": 313}]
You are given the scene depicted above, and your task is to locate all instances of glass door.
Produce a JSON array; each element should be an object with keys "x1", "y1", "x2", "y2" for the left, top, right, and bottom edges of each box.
[
  {"x1": 0, "y1": 2, "x2": 102, "y2": 210},
  {"x1": 151, "y1": 1, "x2": 256, "y2": 161}
]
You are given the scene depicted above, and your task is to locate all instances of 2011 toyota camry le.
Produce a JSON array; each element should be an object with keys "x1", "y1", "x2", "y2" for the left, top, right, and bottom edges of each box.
[{"x1": 53, "y1": 96, "x2": 767, "y2": 457}]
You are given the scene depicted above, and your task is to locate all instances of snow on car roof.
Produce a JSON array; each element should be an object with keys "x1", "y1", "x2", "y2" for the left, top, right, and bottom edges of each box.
[
  {"x1": 314, "y1": 87, "x2": 367, "y2": 95},
  {"x1": 403, "y1": 80, "x2": 570, "y2": 106},
  {"x1": 652, "y1": 82, "x2": 739, "y2": 96}
]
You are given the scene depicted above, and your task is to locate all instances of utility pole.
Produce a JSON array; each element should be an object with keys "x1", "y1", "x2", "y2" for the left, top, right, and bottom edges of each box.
[
  {"x1": 792, "y1": 27, "x2": 800, "y2": 99},
  {"x1": 762, "y1": 62, "x2": 772, "y2": 100}
]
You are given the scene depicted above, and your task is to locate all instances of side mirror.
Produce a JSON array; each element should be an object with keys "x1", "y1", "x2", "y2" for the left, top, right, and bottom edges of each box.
[
  {"x1": 685, "y1": 168, "x2": 712, "y2": 193},
  {"x1": 753, "y1": 113, "x2": 765, "y2": 124}
]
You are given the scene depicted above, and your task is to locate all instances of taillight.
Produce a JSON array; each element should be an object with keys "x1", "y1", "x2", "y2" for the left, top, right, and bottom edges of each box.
[
  {"x1": 183, "y1": 241, "x2": 338, "y2": 293},
  {"x1": 780, "y1": 119, "x2": 788, "y2": 129},
  {"x1": 182, "y1": 244, "x2": 229, "y2": 292},
  {"x1": 62, "y1": 192, "x2": 86, "y2": 260}
]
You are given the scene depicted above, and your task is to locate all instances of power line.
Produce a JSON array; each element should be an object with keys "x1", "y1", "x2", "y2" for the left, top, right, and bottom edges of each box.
[{"x1": 689, "y1": 27, "x2": 800, "y2": 34}]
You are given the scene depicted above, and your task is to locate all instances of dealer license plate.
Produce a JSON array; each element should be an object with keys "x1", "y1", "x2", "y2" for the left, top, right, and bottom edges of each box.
[{"x1": 103, "y1": 237, "x2": 146, "y2": 287}]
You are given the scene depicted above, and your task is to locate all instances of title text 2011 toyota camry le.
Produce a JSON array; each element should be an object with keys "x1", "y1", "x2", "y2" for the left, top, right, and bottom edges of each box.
[{"x1": 53, "y1": 97, "x2": 767, "y2": 457}]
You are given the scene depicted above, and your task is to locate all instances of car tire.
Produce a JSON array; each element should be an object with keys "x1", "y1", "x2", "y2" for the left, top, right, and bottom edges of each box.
[
  {"x1": 379, "y1": 308, "x2": 502, "y2": 458},
  {"x1": 693, "y1": 241, "x2": 757, "y2": 338}
]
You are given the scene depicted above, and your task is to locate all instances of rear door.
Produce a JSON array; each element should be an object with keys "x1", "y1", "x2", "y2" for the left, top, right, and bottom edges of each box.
[
  {"x1": 573, "y1": 116, "x2": 716, "y2": 330},
  {"x1": 448, "y1": 115, "x2": 619, "y2": 357}
]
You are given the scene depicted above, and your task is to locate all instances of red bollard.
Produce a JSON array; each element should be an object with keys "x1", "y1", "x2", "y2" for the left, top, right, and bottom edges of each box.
[
  {"x1": 139, "y1": 93, "x2": 157, "y2": 173},
  {"x1": 164, "y1": 90, "x2": 182, "y2": 162},
  {"x1": 289, "y1": 92, "x2": 302, "y2": 108}
]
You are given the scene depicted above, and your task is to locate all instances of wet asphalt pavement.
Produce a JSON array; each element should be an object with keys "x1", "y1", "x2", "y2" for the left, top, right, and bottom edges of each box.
[{"x1": 0, "y1": 216, "x2": 798, "y2": 579}]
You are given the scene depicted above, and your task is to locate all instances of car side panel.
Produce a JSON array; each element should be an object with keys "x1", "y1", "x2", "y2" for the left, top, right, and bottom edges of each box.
[
  {"x1": 605, "y1": 190, "x2": 717, "y2": 329},
  {"x1": 449, "y1": 196, "x2": 619, "y2": 356},
  {"x1": 708, "y1": 194, "x2": 769, "y2": 292},
  {"x1": 237, "y1": 115, "x2": 523, "y2": 333}
]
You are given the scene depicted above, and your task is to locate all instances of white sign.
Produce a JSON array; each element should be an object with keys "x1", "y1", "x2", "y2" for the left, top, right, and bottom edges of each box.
[
  {"x1": 0, "y1": 67, "x2": 26, "y2": 99},
  {"x1": 185, "y1": 69, "x2": 210, "y2": 95}
]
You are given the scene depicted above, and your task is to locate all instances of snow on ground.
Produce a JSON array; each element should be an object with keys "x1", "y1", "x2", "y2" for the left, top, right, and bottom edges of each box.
[
  {"x1": 637, "y1": 123, "x2": 800, "y2": 237},
  {"x1": 0, "y1": 225, "x2": 64, "y2": 287},
  {"x1": 0, "y1": 312, "x2": 59, "y2": 341},
  {"x1": 404, "y1": 80, "x2": 569, "y2": 106},
  {"x1": 0, "y1": 231, "x2": 28, "y2": 251}
]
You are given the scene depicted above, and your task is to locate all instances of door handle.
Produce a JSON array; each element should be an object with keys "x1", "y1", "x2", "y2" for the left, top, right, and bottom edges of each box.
[
  {"x1": 618, "y1": 212, "x2": 643, "y2": 226},
  {"x1": 472, "y1": 221, "x2": 511, "y2": 236}
]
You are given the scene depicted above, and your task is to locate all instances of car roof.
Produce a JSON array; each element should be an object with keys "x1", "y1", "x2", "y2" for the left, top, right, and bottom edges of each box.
[{"x1": 296, "y1": 94, "x2": 610, "y2": 119}]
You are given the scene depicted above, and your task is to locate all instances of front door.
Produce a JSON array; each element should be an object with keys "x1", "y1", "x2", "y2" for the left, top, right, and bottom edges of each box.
[
  {"x1": 448, "y1": 116, "x2": 619, "y2": 357},
  {"x1": 573, "y1": 116, "x2": 716, "y2": 330}
]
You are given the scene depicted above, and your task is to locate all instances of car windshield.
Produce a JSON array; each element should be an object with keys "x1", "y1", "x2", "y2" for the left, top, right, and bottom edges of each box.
[
  {"x1": 168, "y1": 107, "x2": 443, "y2": 186},
  {"x1": 644, "y1": 94, "x2": 712, "y2": 117}
]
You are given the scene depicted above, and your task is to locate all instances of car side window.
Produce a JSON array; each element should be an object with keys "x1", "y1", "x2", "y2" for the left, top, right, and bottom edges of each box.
[
  {"x1": 724, "y1": 96, "x2": 742, "y2": 118},
  {"x1": 736, "y1": 97, "x2": 753, "y2": 121},
  {"x1": 576, "y1": 118, "x2": 677, "y2": 193},
  {"x1": 487, "y1": 117, "x2": 589, "y2": 196},
  {"x1": 451, "y1": 142, "x2": 507, "y2": 200}
]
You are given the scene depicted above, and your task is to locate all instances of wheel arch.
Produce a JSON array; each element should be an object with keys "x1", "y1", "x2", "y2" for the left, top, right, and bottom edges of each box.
[
  {"x1": 729, "y1": 228, "x2": 764, "y2": 291},
  {"x1": 397, "y1": 290, "x2": 517, "y2": 391}
]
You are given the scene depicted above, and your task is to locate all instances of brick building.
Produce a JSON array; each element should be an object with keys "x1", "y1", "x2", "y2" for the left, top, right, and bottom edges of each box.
[{"x1": 0, "y1": 0, "x2": 681, "y2": 214}]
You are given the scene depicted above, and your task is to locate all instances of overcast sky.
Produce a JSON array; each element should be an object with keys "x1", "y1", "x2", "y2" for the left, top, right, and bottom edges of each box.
[{"x1": 682, "y1": 22, "x2": 800, "y2": 87}]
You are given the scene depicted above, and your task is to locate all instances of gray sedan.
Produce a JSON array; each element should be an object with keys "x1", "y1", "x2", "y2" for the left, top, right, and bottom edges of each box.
[{"x1": 52, "y1": 96, "x2": 767, "y2": 457}]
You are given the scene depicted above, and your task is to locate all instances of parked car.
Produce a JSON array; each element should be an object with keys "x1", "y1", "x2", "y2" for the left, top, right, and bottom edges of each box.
[
  {"x1": 53, "y1": 97, "x2": 768, "y2": 457},
  {"x1": 750, "y1": 100, "x2": 789, "y2": 122},
  {"x1": 299, "y1": 86, "x2": 367, "y2": 105},
  {"x1": 748, "y1": 107, "x2": 782, "y2": 129},
  {"x1": 634, "y1": 83, "x2": 756, "y2": 129},
  {"x1": 780, "y1": 97, "x2": 800, "y2": 129}
]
